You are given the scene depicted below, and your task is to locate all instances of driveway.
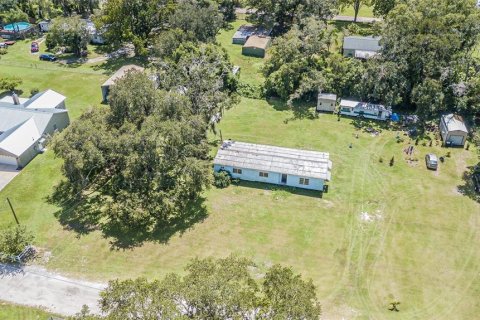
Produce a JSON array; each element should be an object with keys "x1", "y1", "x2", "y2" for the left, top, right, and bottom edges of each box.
[
  {"x1": 0, "y1": 164, "x2": 20, "y2": 192},
  {"x1": 0, "y1": 264, "x2": 106, "y2": 316}
]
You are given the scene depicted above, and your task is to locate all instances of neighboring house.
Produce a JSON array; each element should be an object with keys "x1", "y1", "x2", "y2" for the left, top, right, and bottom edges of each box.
[
  {"x1": 101, "y1": 65, "x2": 145, "y2": 102},
  {"x1": 38, "y1": 20, "x2": 51, "y2": 32},
  {"x1": 242, "y1": 35, "x2": 271, "y2": 58},
  {"x1": 343, "y1": 36, "x2": 381, "y2": 59},
  {"x1": 0, "y1": 90, "x2": 70, "y2": 168},
  {"x1": 232, "y1": 25, "x2": 256, "y2": 44},
  {"x1": 339, "y1": 99, "x2": 392, "y2": 121},
  {"x1": 213, "y1": 140, "x2": 332, "y2": 192},
  {"x1": 317, "y1": 93, "x2": 337, "y2": 112},
  {"x1": 83, "y1": 19, "x2": 106, "y2": 44},
  {"x1": 439, "y1": 113, "x2": 468, "y2": 147},
  {"x1": 232, "y1": 25, "x2": 271, "y2": 45}
]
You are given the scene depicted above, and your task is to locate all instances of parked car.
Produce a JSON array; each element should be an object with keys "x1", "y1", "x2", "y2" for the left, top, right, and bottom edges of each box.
[
  {"x1": 39, "y1": 53, "x2": 57, "y2": 61},
  {"x1": 425, "y1": 153, "x2": 438, "y2": 170},
  {"x1": 31, "y1": 42, "x2": 39, "y2": 53},
  {"x1": 0, "y1": 42, "x2": 8, "y2": 49}
]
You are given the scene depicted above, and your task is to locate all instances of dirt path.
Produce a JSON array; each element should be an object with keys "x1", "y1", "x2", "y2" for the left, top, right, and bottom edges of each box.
[{"x1": 0, "y1": 263, "x2": 106, "y2": 316}]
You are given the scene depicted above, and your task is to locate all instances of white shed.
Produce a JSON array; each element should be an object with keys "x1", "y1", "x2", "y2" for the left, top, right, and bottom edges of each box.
[
  {"x1": 317, "y1": 93, "x2": 337, "y2": 112},
  {"x1": 439, "y1": 114, "x2": 468, "y2": 147}
]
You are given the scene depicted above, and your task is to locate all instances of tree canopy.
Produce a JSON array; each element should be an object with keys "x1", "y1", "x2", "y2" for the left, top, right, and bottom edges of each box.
[
  {"x1": 71, "y1": 256, "x2": 321, "y2": 320},
  {"x1": 46, "y1": 16, "x2": 90, "y2": 56},
  {"x1": 361, "y1": 0, "x2": 480, "y2": 117},
  {"x1": 246, "y1": 0, "x2": 338, "y2": 34}
]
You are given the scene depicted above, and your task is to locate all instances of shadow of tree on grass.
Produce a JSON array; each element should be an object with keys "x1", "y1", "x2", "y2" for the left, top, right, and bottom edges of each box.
[
  {"x1": 457, "y1": 165, "x2": 480, "y2": 204},
  {"x1": 267, "y1": 97, "x2": 318, "y2": 123},
  {"x1": 47, "y1": 181, "x2": 208, "y2": 250}
]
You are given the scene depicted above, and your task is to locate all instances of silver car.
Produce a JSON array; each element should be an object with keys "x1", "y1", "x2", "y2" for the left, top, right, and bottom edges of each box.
[{"x1": 425, "y1": 153, "x2": 438, "y2": 170}]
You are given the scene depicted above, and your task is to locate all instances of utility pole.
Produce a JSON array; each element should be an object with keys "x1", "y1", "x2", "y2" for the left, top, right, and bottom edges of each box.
[{"x1": 6, "y1": 198, "x2": 19, "y2": 225}]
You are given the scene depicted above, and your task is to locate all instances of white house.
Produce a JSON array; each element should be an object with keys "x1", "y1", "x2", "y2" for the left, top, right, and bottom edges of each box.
[
  {"x1": 38, "y1": 20, "x2": 51, "y2": 32},
  {"x1": 317, "y1": 93, "x2": 337, "y2": 112},
  {"x1": 0, "y1": 90, "x2": 70, "y2": 168},
  {"x1": 343, "y1": 36, "x2": 381, "y2": 59},
  {"x1": 214, "y1": 140, "x2": 332, "y2": 192},
  {"x1": 339, "y1": 99, "x2": 392, "y2": 121},
  {"x1": 439, "y1": 114, "x2": 468, "y2": 147}
]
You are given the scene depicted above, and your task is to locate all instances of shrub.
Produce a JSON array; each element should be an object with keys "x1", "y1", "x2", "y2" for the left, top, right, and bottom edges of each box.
[
  {"x1": 0, "y1": 48, "x2": 7, "y2": 55},
  {"x1": 466, "y1": 143, "x2": 470, "y2": 151},
  {"x1": 379, "y1": 156, "x2": 384, "y2": 163},
  {"x1": 446, "y1": 151, "x2": 451, "y2": 158},
  {"x1": 213, "y1": 170, "x2": 231, "y2": 188},
  {"x1": 30, "y1": 88, "x2": 39, "y2": 96},
  {"x1": 0, "y1": 225, "x2": 34, "y2": 262},
  {"x1": 237, "y1": 81, "x2": 264, "y2": 99}
]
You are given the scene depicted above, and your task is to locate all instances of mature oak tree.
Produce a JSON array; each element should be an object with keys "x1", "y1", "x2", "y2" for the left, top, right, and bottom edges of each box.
[{"x1": 71, "y1": 256, "x2": 322, "y2": 320}]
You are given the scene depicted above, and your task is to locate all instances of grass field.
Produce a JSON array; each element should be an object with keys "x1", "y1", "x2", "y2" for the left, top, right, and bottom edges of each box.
[
  {"x1": 0, "y1": 301, "x2": 57, "y2": 319},
  {"x1": 340, "y1": 5, "x2": 375, "y2": 18},
  {"x1": 0, "y1": 22, "x2": 480, "y2": 320},
  {"x1": 216, "y1": 18, "x2": 266, "y2": 86}
]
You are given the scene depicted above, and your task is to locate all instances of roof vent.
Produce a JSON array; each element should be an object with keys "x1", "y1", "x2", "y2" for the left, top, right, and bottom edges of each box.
[{"x1": 12, "y1": 92, "x2": 20, "y2": 105}]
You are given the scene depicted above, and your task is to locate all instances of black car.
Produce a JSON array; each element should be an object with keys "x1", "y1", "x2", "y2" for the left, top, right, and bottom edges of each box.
[{"x1": 39, "y1": 53, "x2": 57, "y2": 61}]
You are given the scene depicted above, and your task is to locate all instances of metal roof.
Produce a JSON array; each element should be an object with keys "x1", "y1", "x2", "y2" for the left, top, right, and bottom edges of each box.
[
  {"x1": 24, "y1": 89, "x2": 66, "y2": 109},
  {"x1": 343, "y1": 36, "x2": 381, "y2": 52},
  {"x1": 318, "y1": 93, "x2": 337, "y2": 101},
  {"x1": 102, "y1": 65, "x2": 145, "y2": 87},
  {"x1": 339, "y1": 99, "x2": 390, "y2": 112},
  {"x1": 0, "y1": 91, "x2": 69, "y2": 157},
  {"x1": 243, "y1": 36, "x2": 271, "y2": 49},
  {"x1": 442, "y1": 114, "x2": 468, "y2": 133},
  {"x1": 214, "y1": 141, "x2": 332, "y2": 181},
  {"x1": 233, "y1": 25, "x2": 272, "y2": 40}
]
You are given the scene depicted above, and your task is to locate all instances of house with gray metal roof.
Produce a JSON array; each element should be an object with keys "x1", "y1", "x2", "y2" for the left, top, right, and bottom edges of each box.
[
  {"x1": 343, "y1": 36, "x2": 381, "y2": 59},
  {"x1": 439, "y1": 114, "x2": 468, "y2": 147},
  {"x1": 0, "y1": 90, "x2": 70, "y2": 168},
  {"x1": 213, "y1": 140, "x2": 332, "y2": 191}
]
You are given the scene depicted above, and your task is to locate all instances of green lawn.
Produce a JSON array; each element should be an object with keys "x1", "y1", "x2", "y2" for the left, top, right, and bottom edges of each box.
[
  {"x1": 340, "y1": 5, "x2": 375, "y2": 18},
  {"x1": 0, "y1": 301, "x2": 57, "y2": 319},
  {"x1": 1, "y1": 22, "x2": 480, "y2": 320},
  {"x1": 217, "y1": 19, "x2": 266, "y2": 86}
]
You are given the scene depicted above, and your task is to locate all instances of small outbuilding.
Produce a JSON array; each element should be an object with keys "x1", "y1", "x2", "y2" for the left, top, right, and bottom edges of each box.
[
  {"x1": 439, "y1": 114, "x2": 468, "y2": 147},
  {"x1": 232, "y1": 25, "x2": 257, "y2": 44},
  {"x1": 101, "y1": 65, "x2": 145, "y2": 102},
  {"x1": 343, "y1": 36, "x2": 381, "y2": 59},
  {"x1": 317, "y1": 93, "x2": 337, "y2": 112},
  {"x1": 38, "y1": 20, "x2": 51, "y2": 32},
  {"x1": 213, "y1": 140, "x2": 332, "y2": 191},
  {"x1": 339, "y1": 99, "x2": 391, "y2": 121},
  {"x1": 242, "y1": 36, "x2": 271, "y2": 58}
]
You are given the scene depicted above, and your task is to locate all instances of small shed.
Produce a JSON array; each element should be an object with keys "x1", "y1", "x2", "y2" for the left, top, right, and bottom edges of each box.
[
  {"x1": 232, "y1": 25, "x2": 256, "y2": 44},
  {"x1": 213, "y1": 140, "x2": 332, "y2": 191},
  {"x1": 343, "y1": 36, "x2": 381, "y2": 59},
  {"x1": 101, "y1": 65, "x2": 145, "y2": 102},
  {"x1": 38, "y1": 20, "x2": 51, "y2": 32},
  {"x1": 317, "y1": 93, "x2": 337, "y2": 112},
  {"x1": 242, "y1": 36, "x2": 271, "y2": 58},
  {"x1": 439, "y1": 114, "x2": 468, "y2": 147}
]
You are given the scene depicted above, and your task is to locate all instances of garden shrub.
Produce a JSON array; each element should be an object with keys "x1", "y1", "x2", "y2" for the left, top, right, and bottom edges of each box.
[
  {"x1": 213, "y1": 170, "x2": 231, "y2": 188},
  {"x1": 0, "y1": 225, "x2": 34, "y2": 262}
]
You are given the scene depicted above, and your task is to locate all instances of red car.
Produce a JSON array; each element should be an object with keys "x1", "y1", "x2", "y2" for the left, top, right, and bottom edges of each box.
[{"x1": 31, "y1": 41, "x2": 39, "y2": 53}]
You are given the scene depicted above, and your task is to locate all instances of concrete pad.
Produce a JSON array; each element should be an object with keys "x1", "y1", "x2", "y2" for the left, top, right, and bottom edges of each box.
[
  {"x1": 0, "y1": 164, "x2": 20, "y2": 192},
  {"x1": 0, "y1": 264, "x2": 106, "y2": 316}
]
